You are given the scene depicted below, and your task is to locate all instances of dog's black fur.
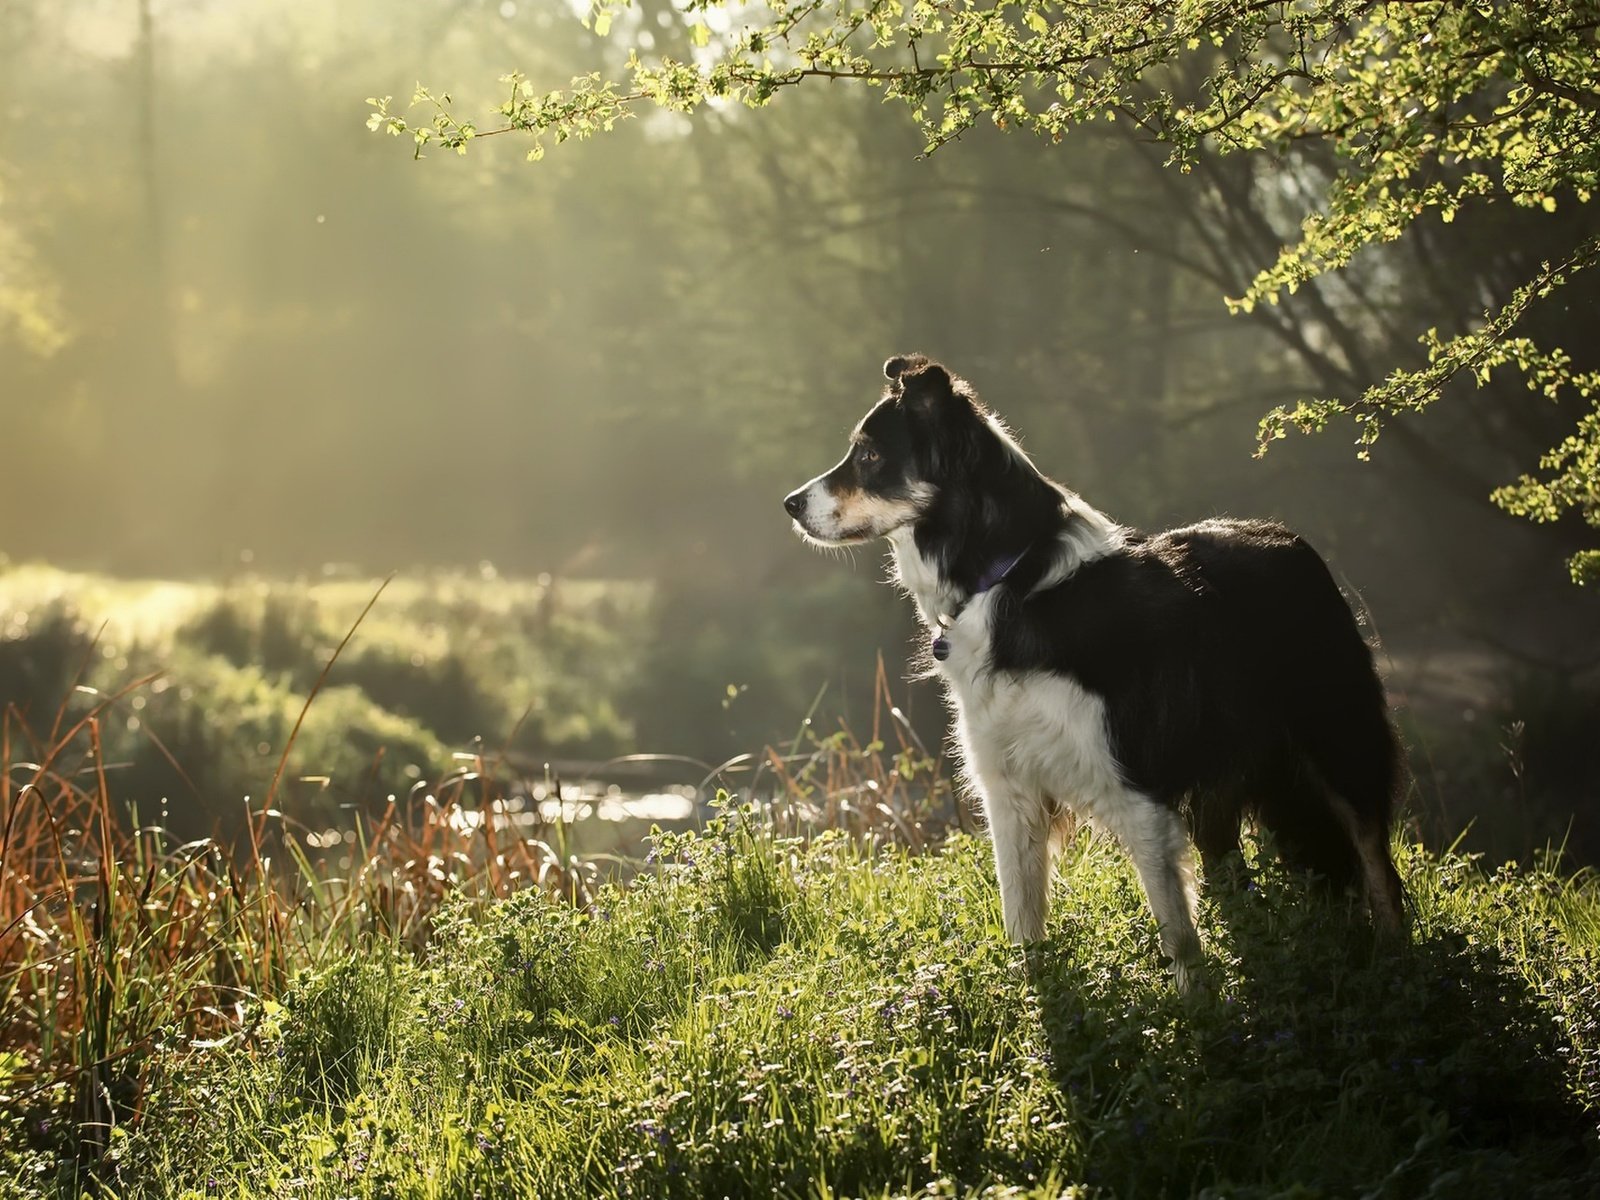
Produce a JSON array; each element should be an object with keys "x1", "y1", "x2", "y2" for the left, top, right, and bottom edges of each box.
[{"x1": 999, "y1": 519, "x2": 1400, "y2": 891}]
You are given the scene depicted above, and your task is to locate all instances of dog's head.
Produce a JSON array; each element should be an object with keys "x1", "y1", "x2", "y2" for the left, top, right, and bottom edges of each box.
[{"x1": 783, "y1": 354, "x2": 981, "y2": 546}]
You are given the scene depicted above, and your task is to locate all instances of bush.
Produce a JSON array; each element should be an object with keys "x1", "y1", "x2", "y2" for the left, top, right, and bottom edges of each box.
[{"x1": 0, "y1": 600, "x2": 97, "y2": 729}]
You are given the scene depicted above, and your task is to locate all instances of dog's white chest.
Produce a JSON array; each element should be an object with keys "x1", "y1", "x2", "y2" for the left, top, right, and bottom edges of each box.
[
  {"x1": 941, "y1": 598, "x2": 1125, "y2": 806},
  {"x1": 887, "y1": 530, "x2": 1125, "y2": 812}
]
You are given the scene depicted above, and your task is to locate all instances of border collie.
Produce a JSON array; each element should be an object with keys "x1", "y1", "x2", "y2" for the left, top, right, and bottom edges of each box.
[{"x1": 783, "y1": 355, "x2": 1406, "y2": 992}]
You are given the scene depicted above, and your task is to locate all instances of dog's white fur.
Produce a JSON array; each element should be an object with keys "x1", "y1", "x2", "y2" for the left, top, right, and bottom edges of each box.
[{"x1": 887, "y1": 503, "x2": 1207, "y2": 992}]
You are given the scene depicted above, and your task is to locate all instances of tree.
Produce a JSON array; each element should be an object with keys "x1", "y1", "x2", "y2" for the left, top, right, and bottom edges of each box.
[
  {"x1": 0, "y1": 2, "x2": 65, "y2": 359},
  {"x1": 372, "y1": 0, "x2": 1600, "y2": 582}
]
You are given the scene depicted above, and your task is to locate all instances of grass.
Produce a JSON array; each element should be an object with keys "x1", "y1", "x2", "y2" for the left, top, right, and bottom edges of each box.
[
  {"x1": 105, "y1": 826, "x2": 1600, "y2": 1197},
  {"x1": 7, "y1": 788, "x2": 1598, "y2": 1196},
  {"x1": 0, "y1": 643, "x2": 965, "y2": 1198}
]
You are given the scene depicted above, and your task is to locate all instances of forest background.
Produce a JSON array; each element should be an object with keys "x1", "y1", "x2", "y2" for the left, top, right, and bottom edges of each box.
[{"x1": 2, "y1": 0, "x2": 1596, "y2": 863}]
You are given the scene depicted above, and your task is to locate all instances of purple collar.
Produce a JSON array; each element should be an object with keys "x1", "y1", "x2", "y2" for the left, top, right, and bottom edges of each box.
[{"x1": 973, "y1": 546, "x2": 1029, "y2": 596}]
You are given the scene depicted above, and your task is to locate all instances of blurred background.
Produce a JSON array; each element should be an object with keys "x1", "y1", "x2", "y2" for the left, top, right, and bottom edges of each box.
[{"x1": 1, "y1": 0, "x2": 1596, "y2": 861}]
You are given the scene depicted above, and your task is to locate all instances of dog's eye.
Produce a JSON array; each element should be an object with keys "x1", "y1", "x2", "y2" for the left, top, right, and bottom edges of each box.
[{"x1": 856, "y1": 445, "x2": 880, "y2": 466}]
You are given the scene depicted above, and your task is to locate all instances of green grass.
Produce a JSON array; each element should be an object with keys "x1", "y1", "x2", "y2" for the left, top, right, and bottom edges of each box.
[
  {"x1": 48, "y1": 808, "x2": 1597, "y2": 1200},
  {"x1": 0, "y1": 565, "x2": 648, "y2": 832}
]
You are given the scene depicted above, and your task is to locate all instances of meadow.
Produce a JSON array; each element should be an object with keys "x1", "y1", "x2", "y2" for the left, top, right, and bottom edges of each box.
[
  {"x1": 5, "y1": 797, "x2": 1597, "y2": 1198},
  {"x1": 1, "y1": 564, "x2": 1597, "y2": 1197}
]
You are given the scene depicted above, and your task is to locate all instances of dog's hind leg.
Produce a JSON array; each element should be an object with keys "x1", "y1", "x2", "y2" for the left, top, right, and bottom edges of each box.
[
  {"x1": 983, "y1": 786, "x2": 1052, "y2": 944},
  {"x1": 1326, "y1": 792, "x2": 1407, "y2": 936},
  {"x1": 1189, "y1": 785, "x2": 1246, "y2": 889},
  {"x1": 1102, "y1": 794, "x2": 1206, "y2": 993},
  {"x1": 1295, "y1": 702, "x2": 1407, "y2": 936}
]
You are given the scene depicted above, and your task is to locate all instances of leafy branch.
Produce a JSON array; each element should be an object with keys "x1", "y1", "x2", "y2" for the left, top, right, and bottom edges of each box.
[{"x1": 370, "y1": 0, "x2": 1600, "y2": 580}]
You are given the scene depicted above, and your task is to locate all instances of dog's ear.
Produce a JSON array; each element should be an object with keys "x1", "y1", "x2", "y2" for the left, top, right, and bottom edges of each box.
[
  {"x1": 896, "y1": 359, "x2": 956, "y2": 409},
  {"x1": 897, "y1": 358, "x2": 982, "y2": 474},
  {"x1": 883, "y1": 354, "x2": 928, "y2": 383}
]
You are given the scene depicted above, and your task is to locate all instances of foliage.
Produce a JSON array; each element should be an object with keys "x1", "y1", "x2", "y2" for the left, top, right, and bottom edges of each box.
[
  {"x1": 374, "y1": 0, "x2": 1600, "y2": 580},
  {"x1": 15, "y1": 803, "x2": 1593, "y2": 1198},
  {"x1": 0, "y1": 568, "x2": 644, "y2": 830}
]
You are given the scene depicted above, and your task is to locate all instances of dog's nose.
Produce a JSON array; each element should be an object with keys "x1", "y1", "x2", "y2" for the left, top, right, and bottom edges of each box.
[{"x1": 783, "y1": 489, "x2": 807, "y2": 518}]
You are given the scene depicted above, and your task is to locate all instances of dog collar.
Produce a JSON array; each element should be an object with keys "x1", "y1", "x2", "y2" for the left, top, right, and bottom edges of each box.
[
  {"x1": 932, "y1": 545, "x2": 1031, "y2": 661},
  {"x1": 974, "y1": 546, "x2": 1029, "y2": 595}
]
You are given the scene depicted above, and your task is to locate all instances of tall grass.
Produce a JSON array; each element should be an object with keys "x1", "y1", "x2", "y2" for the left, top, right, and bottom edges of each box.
[
  {"x1": 0, "y1": 629, "x2": 956, "y2": 1193},
  {"x1": 0, "y1": 692, "x2": 586, "y2": 1170}
]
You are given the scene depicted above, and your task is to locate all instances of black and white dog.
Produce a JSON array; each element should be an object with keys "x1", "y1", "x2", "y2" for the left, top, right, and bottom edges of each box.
[{"x1": 783, "y1": 355, "x2": 1406, "y2": 992}]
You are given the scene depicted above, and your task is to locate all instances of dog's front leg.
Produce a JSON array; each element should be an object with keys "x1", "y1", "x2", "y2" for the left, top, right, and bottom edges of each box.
[{"x1": 983, "y1": 787, "x2": 1052, "y2": 944}]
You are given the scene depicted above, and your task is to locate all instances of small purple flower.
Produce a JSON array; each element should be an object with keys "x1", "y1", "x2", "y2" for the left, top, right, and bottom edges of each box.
[
  {"x1": 632, "y1": 1118, "x2": 673, "y2": 1147},
  {"x1": 776, "y1": 1005, "x2": 794, "y2": 1020}
]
